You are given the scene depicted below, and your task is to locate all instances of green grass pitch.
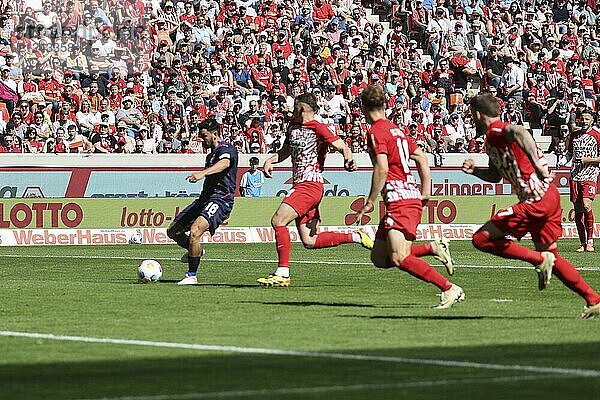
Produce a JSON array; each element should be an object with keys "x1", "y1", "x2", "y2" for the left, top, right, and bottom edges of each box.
[{"x1": 1, "y1": 240, "x2": 600, "y2": 400}]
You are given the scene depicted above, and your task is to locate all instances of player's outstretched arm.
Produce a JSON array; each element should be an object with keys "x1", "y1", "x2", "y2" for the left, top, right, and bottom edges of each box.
[
  {"x1": 330, "y1": 138, "x2": 356, "y2": 171},
  {"x1": 263, "y1": 141, "x2": 290, "y2": 178},
  {"x1": 462, "y1": 158, "x2": 502, "y2": 183},
  {"x1": 410, "y1": 147, "x2": 431, "y2": 205},
  {"x1": 187, "y1": 159, "x2": 231, "y2": 183},
  {"x1": 356, "y1": 153, "x2": 388, "y2": 223},
  {"x1": 505, "y1": 124, "x2": 552, "y2": 181}
]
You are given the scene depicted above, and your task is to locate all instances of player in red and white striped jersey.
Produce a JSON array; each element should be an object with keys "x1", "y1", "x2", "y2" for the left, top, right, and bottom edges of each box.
[
  {"x1": 463, "y1": 93, "x2": 600, "y2": 319},
  {"x1": 355, "y1": 85, "x2": 464, "y2": 309},
  {"x1": 257, "y1": 93, "x2": 373, "y2": 287},
  {"x1": 568, "y1": 110, "x2": 600, "y2": 252}
]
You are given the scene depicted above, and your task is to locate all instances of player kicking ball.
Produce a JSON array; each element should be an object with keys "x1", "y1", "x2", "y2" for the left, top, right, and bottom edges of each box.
[
  {"x1": 167, "y1": 118, "x2": 238, "y2": 285},
  {"x1": 464, "y1": 93, "x2": 600, "y2": 319},
  {"x1": 354, "y1": 85, "x2": 463, "y2": 309},
  {"x1": 257, "y1": 93, "x2": 373, "y2": 287}
]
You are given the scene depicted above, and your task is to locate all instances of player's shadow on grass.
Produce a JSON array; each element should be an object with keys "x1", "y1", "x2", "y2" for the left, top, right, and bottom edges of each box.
[
  {"x1": 256, "y1": 301, "x2": 378, "y2": 308},
  {"x1": 340, "y1": 315, "x2": 566, "y2": 320}
]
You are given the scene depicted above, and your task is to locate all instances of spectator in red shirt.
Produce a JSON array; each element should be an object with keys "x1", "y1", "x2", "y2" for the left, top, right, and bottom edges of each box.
[{"x1": 312, "y1": 0, "x2": 334, "y2": 23}]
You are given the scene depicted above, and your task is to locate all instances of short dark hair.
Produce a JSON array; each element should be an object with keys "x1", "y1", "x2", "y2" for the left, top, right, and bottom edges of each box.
[
  {"x1": 198, "y1": 117, "x2": 220, "y2": 134},
  {"x1": 360, "y1": 85, "x2": 386, "y2": 111},
  {"x1": 249, "y1": 156, "x2": 260, "y2": 165},
  {"x1": 470, "y1": 93, "x2": 500, "y2": 118},
  {"x1": 294, "y1": 92, "x2": 319, "y2": 112}
]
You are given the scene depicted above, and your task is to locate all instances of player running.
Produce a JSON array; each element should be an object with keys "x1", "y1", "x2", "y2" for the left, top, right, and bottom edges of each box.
[
  {"x1": 355, "y1": 85, "x2": 463, "y2": 309},
  {"x1": 167, "y1": 118, "x2": 238, "y2": 285},
  {"x1": 568, "y1": 110, "x2": 599, "y2": 252},
  {"x1": 257, "y1": 93, "x2": 373, "y2": 287},
  {"x1": 463, "y1": 93, "x2": 600, "y2": 319}
]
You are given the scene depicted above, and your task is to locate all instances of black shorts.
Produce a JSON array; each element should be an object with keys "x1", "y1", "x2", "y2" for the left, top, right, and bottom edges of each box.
[{"x1": 173, "y1": 194, "x2": 234, "y2": 236}]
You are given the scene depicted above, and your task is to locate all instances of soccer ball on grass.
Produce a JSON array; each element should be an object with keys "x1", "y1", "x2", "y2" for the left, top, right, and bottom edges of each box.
[{"x1": 137, "y1": 259, "x2": 163, "y2": 283}]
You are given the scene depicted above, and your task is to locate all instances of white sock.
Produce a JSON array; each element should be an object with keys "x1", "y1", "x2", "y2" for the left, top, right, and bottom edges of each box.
[
  {"x1": 275, "y1": 267, "x2": 290, "y2": 278},
  {"x1": 351, "y1": 232, "x2": 361, "y2": 243}
]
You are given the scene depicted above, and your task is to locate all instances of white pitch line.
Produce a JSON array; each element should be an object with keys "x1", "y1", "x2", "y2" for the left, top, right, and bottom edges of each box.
[
  {"x1": 1, "y1": 253, "x2": 599, "y2": 271},
  {"x1": 72, "y1": 375, "x2": 566, "y2": 400},
  {"x1": 2, "y1": 331, "x2": 599, "y2": 378}
]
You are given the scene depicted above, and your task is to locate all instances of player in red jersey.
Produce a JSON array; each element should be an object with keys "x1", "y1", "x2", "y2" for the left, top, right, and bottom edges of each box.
[
  {"x1": 568, "y1": 110, "x2": 600, "y2": 252},
  {"x1": 463, "y1": 93, "x2": 600, "y2": 319},
  {"x1": 355, "y1": 85, "x2": 464, "y2": 309},
  {"x1": 257, "y1": 93, "x2": 373, "y2": 287}
]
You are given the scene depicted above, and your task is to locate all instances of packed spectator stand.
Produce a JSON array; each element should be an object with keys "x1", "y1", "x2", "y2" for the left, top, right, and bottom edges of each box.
[{"x1": 0, "y1": 0, "x2": 597, "y2": 157}]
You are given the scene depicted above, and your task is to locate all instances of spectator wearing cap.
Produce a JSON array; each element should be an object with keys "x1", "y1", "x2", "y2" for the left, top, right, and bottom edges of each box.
[
  {"x1": 426, "y1": 7, "x2": 449, "y2": 68},
  {"x1": 569, "y1": 98, "x2": 591, "y2": 134},
  {"x1": 114, "y1": 121, "x2": 136, "y2": 153},
  {"x1": 445, "y1": 112, "x2": 465, "y2": 143},
  {"x1": 91, "y1": 121, "x2": 117, "y2": 153},
  {"x1": 501, "y1": 56, "x2": 525, "y2": 108},
  {"x1": 116, "y1": 96, "x2": 143, "y2": 138},
  {"x1": 466, "y1": 20, "x2": 489, "y2": 61},
  {"x1": 447, "y1": 20, "x2": 468, "y2": 53}
]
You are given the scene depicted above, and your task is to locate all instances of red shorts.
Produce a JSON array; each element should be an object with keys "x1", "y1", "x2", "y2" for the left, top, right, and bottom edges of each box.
[
  {"x1": 491, "y1": 184, "x2": 563, "y2": 245},
  {"x1": 570, "y1": 180, "x2": 597, "y2": 203},
  {"x1": 283, "y1": 181, "x2": 324, "y2": 225},
  {"x1": 375, "y1": 200, "x2": 423, "y2": 242}
]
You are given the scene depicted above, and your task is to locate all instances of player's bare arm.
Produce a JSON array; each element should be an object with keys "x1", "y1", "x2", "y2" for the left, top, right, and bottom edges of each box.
[
  {"x1": 504, "y1": 124, "x2": 552, "y2": 181},
  {"x1": 356, "y1": 153, "x2": 388, "y2": 223},
  {"x1": 462, "y1": 158, "x2": 502, "y2": 183},
  {"x1": 263, "y1": 141, "x2": 290, "y2": 178},
  {"x1": 330, "y1": 138, "x2": 357, "y2": 171},
  {"x1": 410, "y1": 147, "x2": 431, "y2": 205},
  {"x1": 187, "y1": 158, "x2": 231, "y2": 183},
  {"x1": 581, "y1": 156, "x2": 600, "y2": 165}
]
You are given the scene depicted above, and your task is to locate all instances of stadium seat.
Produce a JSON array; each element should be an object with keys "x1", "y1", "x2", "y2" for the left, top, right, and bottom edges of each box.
[{"x1": 0, "y1": 102, "x2": 9, "y2": 122}]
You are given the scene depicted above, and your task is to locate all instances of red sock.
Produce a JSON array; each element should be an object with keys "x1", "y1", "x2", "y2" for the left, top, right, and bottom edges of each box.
[
  {"x1": 274, "y1": 226, "x2": 291, "y2": 267},
  {"x1": 472, "y1": 230, "x2": 543, "y2": 265},
  {"x1": 411, "y1": 242, "x2": 434, "y2": 257},
  {"x1": 584, "y1": 210, "x2": 595, "y2": 244},
  {"x1": 313, "y1": 232, "x2": 353, "y2": 249},
  {"x1": 399, "y1": 255, "x2": 452, "y2": 291},
  {"x1": 575, "y1": 211, "x2": 586, "y2": 244},
  {"x1": 549, "y1": 248, "x2": 600, "y2": 306}
]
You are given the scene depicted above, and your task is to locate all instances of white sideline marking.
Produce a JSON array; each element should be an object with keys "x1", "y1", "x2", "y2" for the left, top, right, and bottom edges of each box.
[
  {"x1": 2, "y1": 330, "x2": 600, "y2": 378},
  {"x1": 1, "y1": 253, "x2": 600, "y2": 271},
  {"x1": 72, "y1": 375, "x2": 564, "y2": 400}
]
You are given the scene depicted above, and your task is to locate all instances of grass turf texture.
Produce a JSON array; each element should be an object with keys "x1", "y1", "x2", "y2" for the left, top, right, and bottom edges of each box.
[{"x1": 1, "y1": 240, "x2": 600, "y2": 400}]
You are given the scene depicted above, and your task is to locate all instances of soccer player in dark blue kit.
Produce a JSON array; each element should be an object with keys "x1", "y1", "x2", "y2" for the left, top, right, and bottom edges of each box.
[{"x1": 167, "y1": 118, "x2": 239, "y2": 285}]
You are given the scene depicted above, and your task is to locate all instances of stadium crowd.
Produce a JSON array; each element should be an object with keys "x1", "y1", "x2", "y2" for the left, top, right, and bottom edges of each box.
[{"x1": 0, "y1": 0, "x2": 597, "y2": 155}]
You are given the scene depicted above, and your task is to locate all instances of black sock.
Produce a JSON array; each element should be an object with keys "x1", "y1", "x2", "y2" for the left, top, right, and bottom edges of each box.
[{"x1": 188, "y1": 256, "x2": 201, "y2": 275}]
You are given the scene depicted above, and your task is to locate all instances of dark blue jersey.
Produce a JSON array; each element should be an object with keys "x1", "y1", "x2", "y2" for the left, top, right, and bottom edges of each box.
[{"x1": 202, "y1": 141, "x2": 238, "y2": 198}]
